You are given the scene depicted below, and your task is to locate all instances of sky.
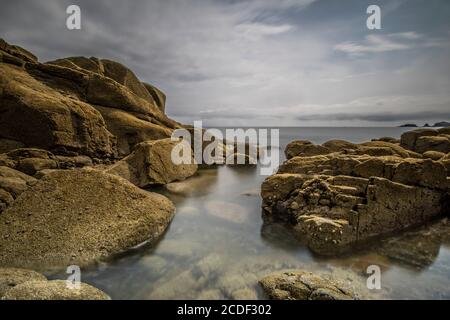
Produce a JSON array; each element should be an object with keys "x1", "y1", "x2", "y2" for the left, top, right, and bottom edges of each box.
[{"x1": 1, "y1": 0, "x2": 449, "y2": 126}]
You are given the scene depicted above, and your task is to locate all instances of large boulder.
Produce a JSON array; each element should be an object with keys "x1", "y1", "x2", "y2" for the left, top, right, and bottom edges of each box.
[
  {"x1": 415, "y1": 135, "x2": 450, "y2": 154},
  {"x1": 1, "y1": 38, "x2": 183, "y2": 159},
  {"x1": 400, "y1": 129, "x2": 438, "y2": 151},
  {"x1": 0, "y1": 63, "x2": 116, "y2": 157},
  {"x1": 0, "y1": 169, "x2": 175, "y2": 271},
  {"x1": 0, "y1": 268, "x2": 46, "y2": 297},
  {"x1": 2, "y1": 280, "x2": 110, "y2": 300},
  {"x1": 262, "y1": 173, "x2": 446, "y2": 255},
  {"x1": 259, "y1": 271, "x2": 358, "y2": 300},
  {"x1": 262, "y1": 133, "x2": 449, "y2": 255},
  {"x1": 107, "y1": 138, "x2": 198, "y2": 187}
]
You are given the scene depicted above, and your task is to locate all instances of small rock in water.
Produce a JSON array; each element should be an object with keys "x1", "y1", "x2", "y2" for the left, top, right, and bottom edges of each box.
[{"x1": 259, "y1": 270, "x2": 360, "y2": 300}]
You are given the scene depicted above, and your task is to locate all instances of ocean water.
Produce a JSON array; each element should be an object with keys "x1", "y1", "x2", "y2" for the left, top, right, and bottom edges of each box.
[{"x1": 50, "y1": 127, "x2": 450, "y2": 300}]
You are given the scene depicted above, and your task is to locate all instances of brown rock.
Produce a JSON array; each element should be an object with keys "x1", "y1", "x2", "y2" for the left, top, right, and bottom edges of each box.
[
  {"x1": 322, "y1": 140, "x2": 357, "y2": 152},
  {"x1": 107, "y1": 138, "x2": 197, "y2": 187},
  {"x1": 143, "y1": 82, "x2": 166, "y2": 113},
  {"x1": 0, "y1": 63, "x2": 116, "y2": 158},
  {"x1": 2, "y1": 280, "x2": 110, "y2": 300},
  {"x1": 259, "y1": 271, "x2": 357, "y2": 300},
  {"x1": 423, "y1": 151, "x2": 445, "y2": 161},
  {"x1": 0, "y1": 169, "x2": 175, "y2": 271},
  {"x1": 415, "y1": 135, "x2": 450, "y2": 154},
  {"x1": 400, "y1": 128, "x2": 438, "y2": 151},
  {"x1": 0, "y1": 139, "x2": 25, "y2": 154},
  {"x1": 285, "y1": 140, "x2": 330, "y2": 159},
  {"x1": 0, "y1": 268, "x2": 47, "y2": 297},
  {"x1": 94, "y1": 105, "x2": 172, "y2": 156}
]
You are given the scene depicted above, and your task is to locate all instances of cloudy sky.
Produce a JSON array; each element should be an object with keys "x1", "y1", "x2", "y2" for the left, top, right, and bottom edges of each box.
[{"x1": 1, "y1": 0, "x2": 449, "y2": 126}]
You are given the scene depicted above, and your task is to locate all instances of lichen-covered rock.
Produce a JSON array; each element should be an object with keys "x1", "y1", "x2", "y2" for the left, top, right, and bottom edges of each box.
[
  {"x1": 259, "y1": 271, "x2": 358, "y2": 300},
  {"x1": 285, "y1": 140, "x2": 330, "y2": 159},
  {"x1": 107, "y1": 138, "x2": 197, "y2": 187},
  {"x1": 143, "y1": 82, "x2": 166, "y2": 113},
  {"x1": 415, "y1": 135, "x2": 450, "y2": 154},
  {"x1": 0, "y1": 268, "x2": 47, "y2": 297},
  {"x1": 322, "y1": 139, "x2": 358, "y2": 152},
  {"x1": 0, "y1": 148, "x2": 94, "y2": 177},
  {"x1": 423, "y1": 151, "x2": 446, "y2": 161},
  {"x1": 400, "y1": 129, "x2": 438, "y2": 151},
  {"x1": 2, "y1": 280, "x2": 110, "y2": 300},
  {"x1": 262, "y1": 130, "x2": 449, "y2": 255},
  {"x1": 0, "y1": 169, "x2": 175, "y2": 271},
  {"x1": 1, "y1": 38, "x2": 182, "y2": 159},
  {"x1": 262, "y1": 172, "x2": 445, "y2": 255},
  {"x1": 0, "y1": 63, "x2": 116, "y2": 158},
  {"x1": 94, "y1": 105, "x2": 172, "y2": 156}
]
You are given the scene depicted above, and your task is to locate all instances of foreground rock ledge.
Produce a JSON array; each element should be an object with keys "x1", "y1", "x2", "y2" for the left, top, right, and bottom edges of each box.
[
  {"x1": 259, "y1": 271, "x2": 358, "y2": 300},
  {"x1": 0, "y1": 268, "x2": 110, "y2": 300},
  {"x1": 2, "y1": 280, "x2": 110, "y2": 300},
  {"x1": 0, "y1": 169, "x2": 175, "y2": 271}
]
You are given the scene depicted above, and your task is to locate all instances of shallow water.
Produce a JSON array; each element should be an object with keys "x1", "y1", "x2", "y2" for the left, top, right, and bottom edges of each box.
[{"x1": 50, "y1": 127, "x2": 450, "y2": 299}]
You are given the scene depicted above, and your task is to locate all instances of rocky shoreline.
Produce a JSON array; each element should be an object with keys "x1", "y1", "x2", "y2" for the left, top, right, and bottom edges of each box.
[{"x1": 1, "y1": 38, "x2": 450, "y2": 300}]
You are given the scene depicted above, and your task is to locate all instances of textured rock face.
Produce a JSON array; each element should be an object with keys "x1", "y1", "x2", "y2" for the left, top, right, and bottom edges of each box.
[
  {"x1": 0, "y1": 63, "x2": 116, "y2": 158},
  {"x1": 285, "y1": 140, "x2": 330, "y2": 159},
  {"x1": 0, "y1": 166, "x2": 36, "y2": 213},
  {"x1": 107, "y1": 138, "x2": 198, "y2": 187},
  {"x1": 259, "y1": 271, "x2": 358, "y2": 300},
  {"x1": 2, "y1": 280, "x2": 110, "y2": 300},
  {"x1": 401, "y1": 128, "x2": 450, "y2": 154},
  {"x1": 0, "y1": 268, "x2": 47, "y2": 297},
  {"x1": 262, "y1": 130, "x2": 450, "y2": 255},
  {"x1": 0, "y1": 169, "x2": 175, "y2": 271},
  {"x1": 0, "y1": 38, "x2": 180, "y2": 158}
]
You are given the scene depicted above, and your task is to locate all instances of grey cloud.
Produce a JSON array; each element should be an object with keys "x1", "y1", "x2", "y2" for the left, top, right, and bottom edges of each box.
[{"x1": 1, "y1": 0, "x2": 450, "y2": 126}]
